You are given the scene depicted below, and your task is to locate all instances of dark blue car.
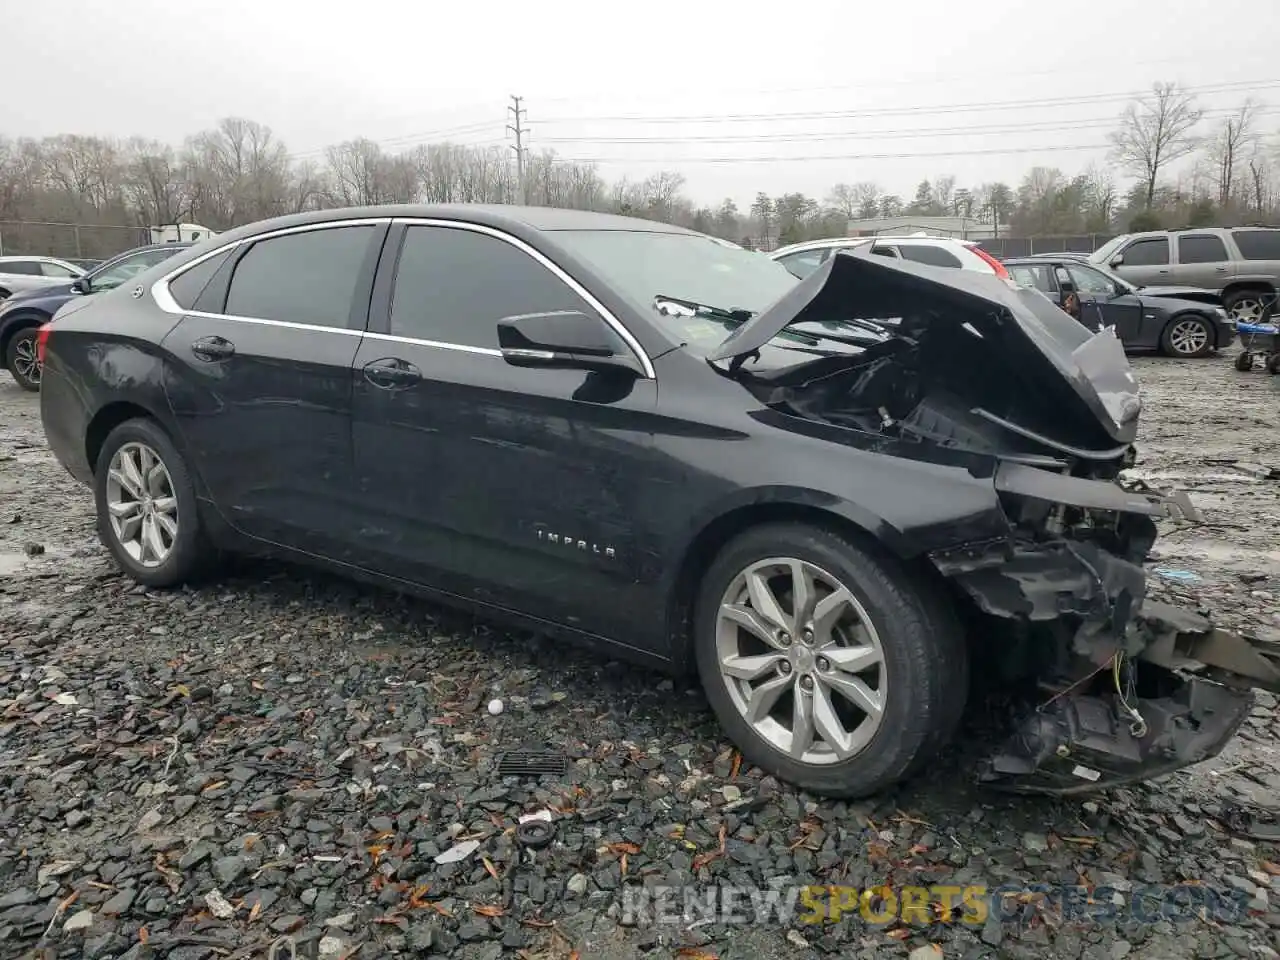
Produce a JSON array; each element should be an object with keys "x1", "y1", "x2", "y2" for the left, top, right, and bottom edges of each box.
[{"x1": 1, "y1": 242, "x2": 193, "y2": 391}]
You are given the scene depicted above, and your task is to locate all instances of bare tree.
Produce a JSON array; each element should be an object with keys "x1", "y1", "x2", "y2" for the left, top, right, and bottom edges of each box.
[
  {"x1": 826, "y1": 183, "x2": 858, "y2": 220},
  {"x1": 1208, "y1": 100, "x2": 1258, "y2": 208},
  {"x1": 1109, "y1": 81, "x2": 1204, "y2": 209},
  {"x1": 852, "y1": 182, "x2": 880, "y2": 219}
]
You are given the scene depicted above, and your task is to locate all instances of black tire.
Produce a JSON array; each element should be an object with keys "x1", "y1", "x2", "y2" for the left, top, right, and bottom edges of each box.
[
  {"x1": 1267, "y1": 354, "x2": 1280, "y2": 375},
  {"x1": 693, "y1": 522, "x2": 969, "y2": 798},
  {"x1": 1159, "y1": 314, "x2": 1215, "y2": 358},
  {"x1": 4, "y1": 326, "x2": 41, "y2": 391},
  {"x1": 93, "y1": 417, "x2": 214, "y2": 588},
  {"x1": 1235, "y1": 351, "x2": 1254, "y2": 372},
  {"x1": 1224, "y1": 288, "x2": 1270, "y2": 324}
]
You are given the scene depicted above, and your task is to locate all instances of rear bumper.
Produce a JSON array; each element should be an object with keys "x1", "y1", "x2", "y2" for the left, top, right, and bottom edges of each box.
[{"x1": 1216, "y1": 317, "x2": 1238, "y2": 348}]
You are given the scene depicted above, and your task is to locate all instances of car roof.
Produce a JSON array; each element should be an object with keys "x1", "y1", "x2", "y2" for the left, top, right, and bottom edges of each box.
[
  {"x1": 0, "y1": 254, "x2": 76, "y2": 263},
  {"x1": 191, "y1": 205, "x2": 698, "y2": 251}
]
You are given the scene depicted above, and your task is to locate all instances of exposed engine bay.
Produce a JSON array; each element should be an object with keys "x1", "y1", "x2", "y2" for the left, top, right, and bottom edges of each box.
[{"x1": 707, "y1": 251, "x2": 1280, "y2": 795}]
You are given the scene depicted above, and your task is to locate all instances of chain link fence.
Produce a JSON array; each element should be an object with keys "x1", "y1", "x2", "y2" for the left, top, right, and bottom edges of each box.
[
  {"x1": 0, "y1": 221, "x2": 151, "y2": 261},
  {"x1": 973, "y1": 234, "x2": 1116, "y2": 258}
]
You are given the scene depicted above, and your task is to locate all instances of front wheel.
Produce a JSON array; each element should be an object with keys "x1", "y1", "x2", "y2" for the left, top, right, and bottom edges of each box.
[
  {"x1": 4, "y1": 327, "x2": 41, "y2": 391},
  {"x1": 1161, "y1": 315, "x2": 1214, "y2": 358},
  {"x1": 1268, "y1": 353, "x2": 1280, "y2": 375},
  {"x1": 93, "y1": 417, "x2": 214, "y2": 587},
  {"x1": 693, "y1": 523, "x2": 968, "y2": 798},
  {"x1": 1235, "y1": 351, "x2": 1255, "y2": 372}
]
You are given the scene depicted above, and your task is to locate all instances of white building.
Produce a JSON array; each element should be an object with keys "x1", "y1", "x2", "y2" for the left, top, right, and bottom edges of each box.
[{"x1": 844, "y1": 215, "x2": 1010, "y2": 241}]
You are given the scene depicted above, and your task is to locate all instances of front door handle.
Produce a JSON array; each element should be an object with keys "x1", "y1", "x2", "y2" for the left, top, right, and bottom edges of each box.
[
  {"x1": 191, "y1": 336, "x2": 235, "y2": 361},
  {"x1": 362, "y1": 357, "x2": 421, "y2": 389}
]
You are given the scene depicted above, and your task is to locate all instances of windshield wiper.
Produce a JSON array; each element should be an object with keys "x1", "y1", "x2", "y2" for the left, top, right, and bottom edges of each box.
[
  {"x1": 654, "y1": 293, "x2": 825, "y2": 349},
  {"x1": 653, "y1": 294, "x2": 756, "y2": 324}
]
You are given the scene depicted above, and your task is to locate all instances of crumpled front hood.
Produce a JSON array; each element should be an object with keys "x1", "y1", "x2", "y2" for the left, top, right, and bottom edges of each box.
[{"x1": 708, "y1": 250, "x2": 1143, "y2": 445}]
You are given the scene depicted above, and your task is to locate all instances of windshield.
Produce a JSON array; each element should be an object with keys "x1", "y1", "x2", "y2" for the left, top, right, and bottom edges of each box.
[
  {"x1": 552, "y1": 230, "x2": 800, "y2": 353},
  {"x1": 90, "y1": 247, "x2": 183, "y2": 290},
  {"x1": 1088, "y1": 235, "x2": 1128, "y2": 265}
]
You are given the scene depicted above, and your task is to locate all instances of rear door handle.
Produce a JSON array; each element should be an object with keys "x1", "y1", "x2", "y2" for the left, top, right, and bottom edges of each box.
[
  {"x1": 191, "y1": 336, "x2": 234, "y2": 361},
  {"x1": 362, "y1": 357, "x2": 421, "y2": 389}
]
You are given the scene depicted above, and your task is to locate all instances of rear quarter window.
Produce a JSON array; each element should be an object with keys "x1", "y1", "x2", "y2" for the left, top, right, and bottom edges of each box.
[{"x1": 1230, "y1": 229, "x2": 1280, "y2": 260}]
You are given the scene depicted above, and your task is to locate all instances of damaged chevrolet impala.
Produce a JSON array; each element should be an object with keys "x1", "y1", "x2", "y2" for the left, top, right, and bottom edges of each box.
[{"x1": 37, "y1": 205, "x2": 1280, "y2": 798}]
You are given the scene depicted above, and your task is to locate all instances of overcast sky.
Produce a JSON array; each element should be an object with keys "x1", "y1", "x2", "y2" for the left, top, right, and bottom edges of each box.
[{"x1": 5, "y1": 0, "x2": 1278, "y2": 209}]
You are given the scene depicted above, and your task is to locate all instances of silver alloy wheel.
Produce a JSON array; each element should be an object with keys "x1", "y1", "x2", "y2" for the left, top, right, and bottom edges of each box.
[
  {"x1": 12, "y1": 333, "x2": 40, "y2": 385},
  {"x1": 1168, "y1": 318, "x2": 1209, "y2": 355},
  {"x1": 105, "y1": 442, "x2": 178, "y2": 568},
  {"x1": 1229, "y1": 297, "x2": 1262, "y2": 322},
  {"x1": 715, "y1": 557, "x2": 886, "y2": 765}
]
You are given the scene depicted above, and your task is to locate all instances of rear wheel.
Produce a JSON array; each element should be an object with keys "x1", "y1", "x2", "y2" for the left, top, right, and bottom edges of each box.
[
  {"x1": 693, "y1": 523, "x2": 968, "y2": 798},
  {"x1": 93, "y1": 417, "x2": 213, "y2": 587},
  {"x1": 1224, "y1": 289, "x2": 1269, "y2": 324},
  {"x1": 1268, "y1": 354, "x2": 1280, "y2": 375},
  {"x1": 1235, "y1": 351, "x2": 1255, "y2": 372},
  {"x1": 1161, "y1": 315, "x2": 1214, "y2": 358},
  {"x1": 4, "y1": 327, "x2": 41, "y2": 391}
]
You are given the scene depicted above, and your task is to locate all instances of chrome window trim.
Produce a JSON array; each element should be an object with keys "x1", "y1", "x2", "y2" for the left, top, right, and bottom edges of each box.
[
  {"x1": 150, "y1": 217, "x2": 393, "y2": 317},
  {"x1": 149, "y1": 214, "x2": 657, "y2": 379},
  {"x1": 392, "y1": 217, "x2": 655, "y2": 379},
  {"x1": 362, "y1": 331, "x2": 501, "y2": 357}
]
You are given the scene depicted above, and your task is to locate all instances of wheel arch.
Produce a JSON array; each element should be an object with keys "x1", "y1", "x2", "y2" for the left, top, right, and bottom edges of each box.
[
  {"x1": 0, "y1": 310, "x2": 51, "y2": 357},
  {"x1": 662, "y1": 495, "x2": 918, "y2": 673},
  {"x1": 85, "y1": 401, "x2": 166, "y2": 474},
  {"x1": 1222, "y1": 280, "x2": 1276, "y2": 299}
]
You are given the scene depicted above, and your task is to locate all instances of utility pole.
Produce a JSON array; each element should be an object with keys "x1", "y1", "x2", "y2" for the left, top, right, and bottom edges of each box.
[{"x1": 507, "y1": 95, "x2": 528, "y2": 206}]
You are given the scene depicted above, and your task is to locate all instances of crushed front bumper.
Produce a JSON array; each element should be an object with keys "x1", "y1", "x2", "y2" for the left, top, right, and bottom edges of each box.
[
  {"x1": 929, "y1": 469, "x2": 1279, "y2": 796},
  {"x1": 975, "y1": 601, "x2": 1279, "y2": 795}
]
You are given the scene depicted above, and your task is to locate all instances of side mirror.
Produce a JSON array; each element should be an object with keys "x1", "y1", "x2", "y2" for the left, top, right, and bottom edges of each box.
[
  {"x1": 71, "y1": 278, "x2": 90, "y2": 294},
  {"x1": 496, "y1": 310, "x2": 643, "y2": 375},
  {"x1": 1109, "y1": 255, "x2": 1124, "y2": 267}
]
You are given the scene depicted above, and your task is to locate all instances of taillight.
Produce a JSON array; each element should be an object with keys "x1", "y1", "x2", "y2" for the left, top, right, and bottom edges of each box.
[
  {"x1": 36, "y1": 323, "x2": 52, "y2": 365},
  {"x1": 970, "y1": 245, "x2": 1010, "y2": 279}
]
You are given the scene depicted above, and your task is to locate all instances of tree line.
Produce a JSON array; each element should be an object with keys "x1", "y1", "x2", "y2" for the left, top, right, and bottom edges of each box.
[{"x1": 0, "y1": 81, "x2": 1275, "y2": 258}]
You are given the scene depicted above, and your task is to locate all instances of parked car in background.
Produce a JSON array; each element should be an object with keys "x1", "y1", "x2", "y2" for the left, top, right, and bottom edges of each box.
[
  {"x1": 64, "y1": 257, "x2": 104, "y2": 271},
  {"x1": 39, "y1": 203, "x2": 1275, "y2": 800},
  {"x1": 1089, "y1": 227, "x2": 1280, "y2": 323},
  {"x1": 771, "y1": 234, "x2": 1010, "y2": 280},
  {"x1": 0, "y1": 256, "x2": 85, "y2": 299},
  {"x1": 1005, "y1": 256, "x2": 1235, "y2": 357},
  {"x1": 1, "y1": 242, "x2": 193, "y2": 391},
  {"x1": 1018, "y1": 251, "x2": 1095, "y2": 263}
]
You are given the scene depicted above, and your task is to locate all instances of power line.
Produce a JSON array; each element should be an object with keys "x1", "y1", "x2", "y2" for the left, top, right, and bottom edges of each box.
[
  {"x1": 535, "y1": 79, "x2": 1280, "y2": 126},
  {"x1": 551, "y1": 142, "x2": 1118, "y2": 165},
  {"x1": 538, "y1": 106, "x2": 1279, "y2": 146}
]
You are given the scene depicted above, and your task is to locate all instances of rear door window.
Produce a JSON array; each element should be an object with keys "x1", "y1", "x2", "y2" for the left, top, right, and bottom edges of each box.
[
  {"x1": 897, "y1": 244, "x2": 964, "y2": 269},
  {"x1": 1230, "y1": 229, "x2": 1280, "y2": 260},
  {"x1": 224, "y1": 226, "x2": 376, "y2": 328},
  {"x1": 1009, "y1": 264, "x2": 1055, "y2": 293},
  {"x1": 1, "y1": 260, "x2": 41, "y2": 276},
  {"x1": 1176, "y1": 234, "x2": 1229, "y2": 263}
]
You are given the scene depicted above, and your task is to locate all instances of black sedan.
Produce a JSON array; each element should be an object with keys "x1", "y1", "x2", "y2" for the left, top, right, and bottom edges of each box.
[
  {"x1": 1004, "y1": 256, "x2": 1235, "y2": 357},
  {"x1": 37, "y1": 205, "x2": 1273, "y2": 798}
]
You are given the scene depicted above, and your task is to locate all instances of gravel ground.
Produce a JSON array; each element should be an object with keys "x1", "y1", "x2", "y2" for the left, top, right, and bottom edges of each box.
[{"x1": 1, "y1": 353, "x2": 1279, "y2": 960}]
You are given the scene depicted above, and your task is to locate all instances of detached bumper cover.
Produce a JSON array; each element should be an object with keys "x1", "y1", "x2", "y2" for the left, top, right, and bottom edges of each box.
[
  {"x1": 975, "y1": 674, "x2": 1252, "y2": 795},
  {"x1": 974, "y1": 600, "x2": 1280, "y2": 795}
]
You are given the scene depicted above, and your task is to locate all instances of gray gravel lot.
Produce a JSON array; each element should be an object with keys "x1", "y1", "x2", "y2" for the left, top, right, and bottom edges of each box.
[{"x1": 1, "y1": 353, "x2": 1279, "y2": 960}]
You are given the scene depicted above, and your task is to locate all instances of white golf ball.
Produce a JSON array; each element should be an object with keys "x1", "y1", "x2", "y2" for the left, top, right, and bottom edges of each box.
[{"x1": 487, "y1": 699, "x2": 504, "y2": 716}]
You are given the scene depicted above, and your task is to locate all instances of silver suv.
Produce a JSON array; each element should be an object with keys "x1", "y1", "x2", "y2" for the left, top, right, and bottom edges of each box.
[{"x1": 1090, "y1": 228, "x2": 1280, "y2": 323}]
